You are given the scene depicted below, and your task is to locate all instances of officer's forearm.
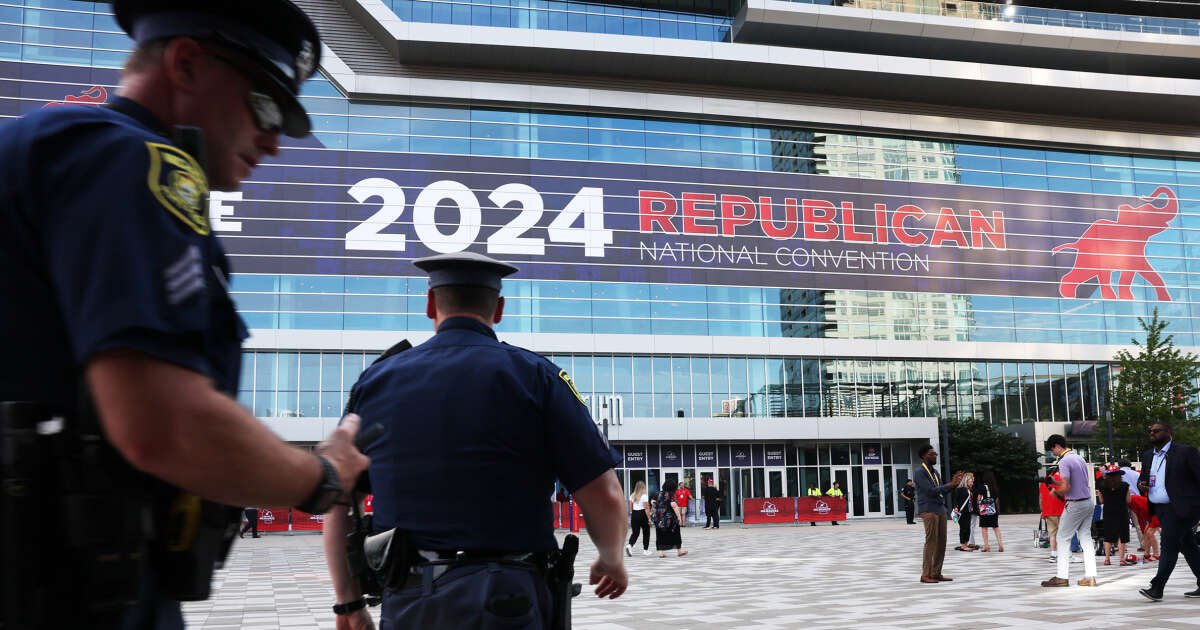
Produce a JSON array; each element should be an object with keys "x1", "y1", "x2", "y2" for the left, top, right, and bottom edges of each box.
[
  {"x1": 572, "y1": 470, "x2": 627, "y2": 566},
  {"x1": 88, "y1": 350, "x2": 323, "y2": 508},
  {"x1": 323, "y1": 507, "x2": 361, "y2": 602}
]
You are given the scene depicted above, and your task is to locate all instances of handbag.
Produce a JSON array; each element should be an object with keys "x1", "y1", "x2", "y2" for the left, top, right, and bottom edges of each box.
[
  {"x1": 979, "y1": 486, "x2": 997, "y2": 516},
  {"x1": 951, "y1": 491, "x2": 970, "y2": 523}
]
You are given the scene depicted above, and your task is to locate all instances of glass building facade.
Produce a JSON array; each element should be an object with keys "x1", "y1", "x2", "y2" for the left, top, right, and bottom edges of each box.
[{"x1": 4, "y1": 0, "x2": 1197, "y2": 519}]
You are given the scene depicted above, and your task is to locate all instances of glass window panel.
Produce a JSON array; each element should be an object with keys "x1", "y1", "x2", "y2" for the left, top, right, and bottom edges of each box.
[
  {"x1": 239, "y1": 353, "x2": 254, "y2": 392},
  {"x1": 766, "y1": 358, "x2": 784, "y2": 417},
  {"x1": 593, "y1": 356, "x2": 613, "y2": 396},
  {"x1": 342, "y1": 354, "x2": 364, "y2": 390},
  {"x1": 614, "y1": 356, "x2": 633, "y2": 395},
  {"x1": 277, "y1": 352, "x2": 299, "y2": 391},
  {"x1": 254, "y1": 352, "x2": 276, "y2": 391}
]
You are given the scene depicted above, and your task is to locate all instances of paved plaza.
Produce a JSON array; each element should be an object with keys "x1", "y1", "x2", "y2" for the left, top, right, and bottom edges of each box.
[{"x1": 184, "y1": 514, "x2": 1200, "y2": 629}]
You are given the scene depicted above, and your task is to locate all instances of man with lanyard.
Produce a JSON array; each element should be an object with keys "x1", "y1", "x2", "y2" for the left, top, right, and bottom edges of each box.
[
  {"x1": 900, "y1": 479, "x2": 917, "y2": 525},
  {"x1": 825, "y1": 481, "x2": 844, "y2": 526},
  {"x1": 323, "y1": 252, "x2": 629, "y2": 629},
  {"x1": 913, "y1": 445, "x2": 963, "y2": 583},
  {"x1": 1041, "y1": 434, "x2": 1098, "y2": 587},
  {"x1": 807, "y1": 483, "x2": 822, "y2": 526},
  {"x1": 0, "y1": 2, "x2": 368, "y2": 627},
  {"x1": 1137, "y1": 422, "x2": 1200, "y2": 601}
]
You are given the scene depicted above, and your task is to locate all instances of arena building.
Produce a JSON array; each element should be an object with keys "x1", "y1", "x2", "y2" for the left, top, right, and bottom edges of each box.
[{"x1": 4, "y1": 0, "x2": 1198, "y2": 521}]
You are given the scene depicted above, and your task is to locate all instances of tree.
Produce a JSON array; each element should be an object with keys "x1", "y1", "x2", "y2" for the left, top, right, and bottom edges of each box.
[
  {"x1": 1101, "y1": 309, "x2": 1200, "y2": 461},
  {"x1": 947, "y1": 417, "x2": 1041, "y2": 512}
]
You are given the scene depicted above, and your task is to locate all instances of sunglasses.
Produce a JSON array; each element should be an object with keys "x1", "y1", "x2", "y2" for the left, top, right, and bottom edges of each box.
[
  {"x1": 1148, "y1": 428, "x2": 1166, "y2": 435},
  {"x1": 202, "y1": 47, "x2": 285, "y2": 134}
]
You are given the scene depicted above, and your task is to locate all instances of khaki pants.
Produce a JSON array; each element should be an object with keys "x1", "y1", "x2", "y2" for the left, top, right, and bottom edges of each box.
[
  {"x1": 920, "y1": 511, "x2": 948, "y2": 578},
  {"x1": 1044, "y1": 515, "x2": 1060, "y2": 542}
]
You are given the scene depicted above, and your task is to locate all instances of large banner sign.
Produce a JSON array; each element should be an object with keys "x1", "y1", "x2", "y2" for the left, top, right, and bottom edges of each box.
[
  {"x1": 797, "y1": 496, "x2": 847, "y2": 522},
  {"x1": 17, "y1": 64, "x2": 1182, "y2": 301},
  {"x1": 743, "y1": 497, "x2": 797, "y2": 524}
]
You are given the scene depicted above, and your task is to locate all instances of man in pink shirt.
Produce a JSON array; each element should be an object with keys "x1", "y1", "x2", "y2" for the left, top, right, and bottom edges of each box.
[{"x1": 676, "y1": 482, "x2": 693, "y2": 527}]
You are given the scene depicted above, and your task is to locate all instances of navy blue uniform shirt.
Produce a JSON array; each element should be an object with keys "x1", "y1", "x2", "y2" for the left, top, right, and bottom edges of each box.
[
  {"x1": 0, "y1": 97, "x2": 247, "y2": 407},
  {"x1": 349, "y1": 316, "x2": 619, "y2": 553}
]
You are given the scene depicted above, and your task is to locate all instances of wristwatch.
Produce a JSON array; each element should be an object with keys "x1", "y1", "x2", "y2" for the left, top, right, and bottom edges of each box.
[
  {"x1": 332, "y1": 598, "x2": 366, "y2": 615},
  {"x1": 296, "y1": 455, "x2": 342, "y2": 514}
]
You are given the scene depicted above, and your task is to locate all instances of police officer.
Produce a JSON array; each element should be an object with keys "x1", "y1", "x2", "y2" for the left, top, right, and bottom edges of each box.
[
  {"x1": 0, "y1": 2, "x2": 367, "y2": 628},
  {"x1": 324, "y1": 252, "x2": 629, "y2": 630}
]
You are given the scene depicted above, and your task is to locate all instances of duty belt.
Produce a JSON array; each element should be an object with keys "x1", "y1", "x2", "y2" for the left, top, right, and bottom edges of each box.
[{"x1": 402, "y1": 550, "x2": 546, "y2": 588}]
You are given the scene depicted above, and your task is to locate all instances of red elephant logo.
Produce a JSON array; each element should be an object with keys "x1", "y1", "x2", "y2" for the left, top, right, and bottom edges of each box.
[
  {"x1": 43, "y1": 86, "x2": 107, "y2": 108},
  {"x1": 1052, "y1": 186, "x2": 1177, "y2": 301}
]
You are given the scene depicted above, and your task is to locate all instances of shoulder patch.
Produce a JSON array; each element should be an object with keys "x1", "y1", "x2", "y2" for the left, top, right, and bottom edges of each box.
[
  {"x1": 145, "y1": 141, "x2": 209, "y2": 235},
  {"x1": 558, "y1": 369, "x2": 588, "y2": 406}
]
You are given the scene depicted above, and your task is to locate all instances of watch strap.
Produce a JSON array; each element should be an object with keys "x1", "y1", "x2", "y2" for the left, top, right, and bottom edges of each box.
[
  {"x1": 332, "y1": 598, "x2": 367, "y2": 615},
  {"x1": 296, "y1": 454, "x2": 341, "y2": 514}
]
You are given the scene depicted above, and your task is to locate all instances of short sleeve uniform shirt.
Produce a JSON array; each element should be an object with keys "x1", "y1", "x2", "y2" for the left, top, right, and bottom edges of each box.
[
  {"x1": 348, "y1": 317, "x2": 620, "y2": 553},
  {"x1": 0, "y1": 98, "x2": 247, "y2": 407}
]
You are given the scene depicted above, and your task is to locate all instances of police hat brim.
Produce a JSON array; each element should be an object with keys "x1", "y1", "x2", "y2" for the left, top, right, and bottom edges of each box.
[
  {"x1": 113, "y1": 0, "x2": 320, "y2": 138},
  {"x1": 414, "y1": 252, "x2": 519, "y2": 291}
]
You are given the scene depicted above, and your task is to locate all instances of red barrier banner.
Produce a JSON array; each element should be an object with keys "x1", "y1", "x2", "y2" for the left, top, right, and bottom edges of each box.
[
  {"x1": 797, "y1": 497, "x2": 847, "y2": 522},
  {"x1": 742, "y1": 498, "x2": 796, "y2": 524},
  {"x1": 363, "y1": 495, "x2": 374, "y2": 514},
  {"x1": 573, "y1": 502, "x2": 587, "y2": 530},
  {"x1": 291, "y1": 510, "x2": 326, "y2": 531},
  {"x1": 256, "y1": 508, "x2": 290, "y2": 532}
]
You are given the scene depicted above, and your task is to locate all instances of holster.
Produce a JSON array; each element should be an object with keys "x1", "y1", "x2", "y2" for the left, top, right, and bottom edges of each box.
[
  {"x1": 545, "y1": 534, "x2": 581, "y2": 630},
  {"x1": 364, "y1": 528, "x2": 416, "y2": 591},
  {"x1": 0, "y1": 400, "x2": 240, "y2": 628}
]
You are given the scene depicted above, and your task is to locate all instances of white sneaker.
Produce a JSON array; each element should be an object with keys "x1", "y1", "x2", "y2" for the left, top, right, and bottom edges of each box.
[
  {"x1": 643, "y1": 549, "x2": 651, "y2": 556},
  {"x1": 624, "y1": 544, "x2": 632, "y2": 557},
  {"x1": 1071, "y1": 555, "x2": 1082, "y2": 563},
  {"x1": 1049, "y1": 554, "x2": 1057, "y2": 562}
]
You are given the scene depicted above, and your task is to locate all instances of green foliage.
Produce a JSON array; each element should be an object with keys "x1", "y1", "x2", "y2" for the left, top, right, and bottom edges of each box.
[
  {"x1": 1100, "y1": 309, "x2": 1200, "y2": 461},
  {"x1": 947, "y1": 417, "x2": 1041, "y2": 483},
  {"x1": 947, "y1": 417, "x2": 1041, "y2": 511}
]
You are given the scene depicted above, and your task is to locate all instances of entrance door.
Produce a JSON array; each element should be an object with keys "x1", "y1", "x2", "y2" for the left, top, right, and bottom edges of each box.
[
  {"x1": 765, "y1": 467, "x2": 786, "y2": 497},
  {"x1": 661, "y1": 468, "x2": 683, "y2": 491},
  {"x1": 697, "y1": 468, "x2": 717, "y2": 523},
  {"x1": 864, "y1": 466, "x2": 885, "y2": 517},
  {"x1": 830, "y1": 466, "x2": 852, "y2": 518}
]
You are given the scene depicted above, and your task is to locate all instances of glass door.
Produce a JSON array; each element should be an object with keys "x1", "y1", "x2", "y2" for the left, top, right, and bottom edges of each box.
[
  {"x1": 864, "y1": 466, "x2": 885, "y2": 517},
  {"x1": 765, "y1": 467, "x2": 786, "y2": 497}
]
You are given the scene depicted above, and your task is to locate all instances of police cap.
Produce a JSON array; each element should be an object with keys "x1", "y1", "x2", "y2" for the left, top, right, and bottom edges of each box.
[
  {"x1": 113, "y1": 0, "x2": 321, "y2": 138},
  {"x1": 413, "y1": 252, "x2": 519, "y2": 291}
]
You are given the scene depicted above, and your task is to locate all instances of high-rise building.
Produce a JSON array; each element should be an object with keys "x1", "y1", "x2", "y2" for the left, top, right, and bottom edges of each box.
[{"x1": 6, "y1": 0, "x2": 1196, "y2": 520}]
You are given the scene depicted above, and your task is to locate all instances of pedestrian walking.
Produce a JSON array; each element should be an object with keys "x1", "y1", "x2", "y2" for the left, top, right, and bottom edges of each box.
[
  {"x1": 675, "y1": 481, "x2": 693, "y2": 527},
  {"x1": 1130, "y1": 493, "x2": 1161, "y2": 561},
  {"x1": 240, "y1": 507, "x2": 260, "y2": 539},
  {"x1": 1041, "y1": 434, "x2": 1099, "y2": 587},
  {"x1": 626, "y1": 481, "x2": 652, "y2": 556},
  {"x1": 900, "y1": 479, "x2": 916, "y2": 525},
  {"x1": 651, "y1": 480, "x2": 689, "y2": 558},
  {"x1": 703, "y1": 479, "x2": 721, "y2": 529},
  {"x1": 1120, "y1": 459, "x2": 1147, "y2": 551},
  {"x1": 976, "y1": 471, "x2": 1004, "y2": 552},
  {"x1": 1137, "y1": 422, "x2": 1200, "y2": 602},
  {"x1": 914, "y1": 444, "x2": 964, "y2": 584},
  {"x1": 1098, "y1": 465, "x2": 1132, "y2": 566}
]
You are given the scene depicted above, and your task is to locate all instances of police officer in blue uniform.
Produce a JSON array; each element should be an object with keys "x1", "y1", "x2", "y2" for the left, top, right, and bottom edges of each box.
[
  {"x1": 0, "y1": 2, "x2": 367, "y2": 628},
  {"x1": 324, "y1": 252, "x2": 630, "y2": 630}
]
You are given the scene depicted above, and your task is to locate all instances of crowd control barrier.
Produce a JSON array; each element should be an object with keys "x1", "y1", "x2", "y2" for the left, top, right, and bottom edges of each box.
[
  {"x1": 742, "y1": 497, "x2": 848, "y2": 524},
  {"x1": 245, "y1": 494, "x2": 374, "y2": 534}
]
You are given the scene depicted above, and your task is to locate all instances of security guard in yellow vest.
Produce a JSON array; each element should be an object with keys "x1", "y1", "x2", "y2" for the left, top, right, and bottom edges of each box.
[
  {"x1": 807, "y1": 483, "x2": 822, "y2": 526},
  {"x1": 826, "y1": 481, "x2": 845, "y2": 526}
]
